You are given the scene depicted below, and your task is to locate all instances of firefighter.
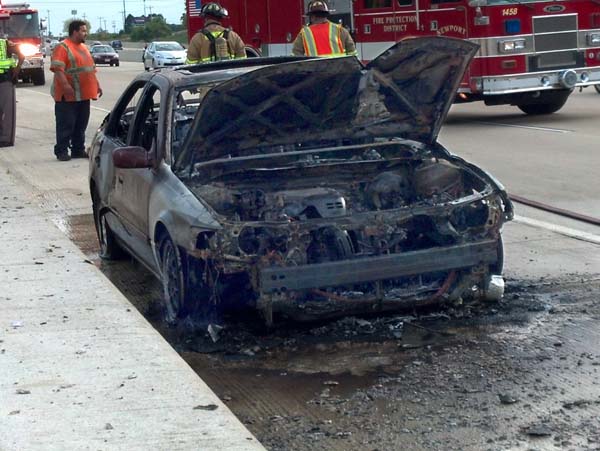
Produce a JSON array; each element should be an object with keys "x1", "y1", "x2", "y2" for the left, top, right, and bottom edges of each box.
[
  {"x1": 50, "y1": 20, "x2": 102, "y2": 161},
  {"x1": 0, "y1": 34, "x2": 24, "y2": 147},
  {"x1": 292, "y1": 0, "x2": 357, "y2": 57},
  {"x1": 186, "y1": 2, "x2": 246, "y2": 64}
]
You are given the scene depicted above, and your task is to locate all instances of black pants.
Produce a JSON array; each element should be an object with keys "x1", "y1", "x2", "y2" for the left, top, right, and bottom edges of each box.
[
  {"x1": 54, "y1": 100, "x2": 90, "y2": 156},
  {"x1": 0, "y1": 79, "x2": 16, "y2": 147}
]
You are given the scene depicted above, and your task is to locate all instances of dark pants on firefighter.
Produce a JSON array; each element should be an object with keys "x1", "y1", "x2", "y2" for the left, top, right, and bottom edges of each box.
[
  {"x1": 54, "y1": 100, "x2": 90, "y2": 157},
  {"x1": 0, "y1": 77, "x2": 16, "y2": 147}
]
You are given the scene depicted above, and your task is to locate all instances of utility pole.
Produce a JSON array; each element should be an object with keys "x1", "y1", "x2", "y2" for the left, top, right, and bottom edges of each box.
[
  {"x1": 103, "y1": 19, "x2": 107, "y2": 32},
  {"x1": 143, "y1": 0, "x2": 146, "y2": 16},
  {"x1": 47, "y1": 9, "x2": 51, "y2": 37},
  {"x1": 148, "y1": 5, "x2": 153, "y2": 15},
  {"x1": 98, "y1": 16, "x2": 103, "y2": 32},
  {"x1": 121, "y1": 0, "x2": 126, "y2": 31},
  {"x1": 112, "y1": 20, "x2": 116, "y2": 34}
]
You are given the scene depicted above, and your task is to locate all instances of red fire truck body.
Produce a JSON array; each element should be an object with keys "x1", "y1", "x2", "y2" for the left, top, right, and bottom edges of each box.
[
  {"x1": 187, "y1": 0, "x2": 600, "y2": 113},
  {"x1": 0, "y1": 2, "x2": 45, "y2": 85}
]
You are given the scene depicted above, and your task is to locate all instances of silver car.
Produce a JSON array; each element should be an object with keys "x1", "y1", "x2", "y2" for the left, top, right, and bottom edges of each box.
[
  {"x1": 143, "y1": 41, "x2": 187, "y2": 70},
  {"x1": 89, "y1": 37, "x2": 513, "y2": 326}
]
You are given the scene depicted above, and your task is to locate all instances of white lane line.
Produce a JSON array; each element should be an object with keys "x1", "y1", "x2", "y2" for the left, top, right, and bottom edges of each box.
[
  {"x1": 20, "y1": 89, "x2": 111, "y2": 113},
  {"x1": 474, "y1": 121, "x2": 572, "y2": 133},
  {"x1": 514, "y1": 215, "x2": 600, "y2": 245}
]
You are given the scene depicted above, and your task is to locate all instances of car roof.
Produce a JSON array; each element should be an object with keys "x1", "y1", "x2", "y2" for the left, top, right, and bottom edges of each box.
[{"x1": 140, "y1": 56, "x2": 316, "y2": 88}]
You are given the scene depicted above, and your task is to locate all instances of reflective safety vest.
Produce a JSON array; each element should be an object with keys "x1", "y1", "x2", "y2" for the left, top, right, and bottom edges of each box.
[
  {"x1": 301, "y1": 22, "x2": 345, "y2": 57},
  {"x1": 0, "y1": 39, "x2": 17, "y2": 74},
  {"x1": 50, "y1": 40, "x2": 98, "y2": 101}
]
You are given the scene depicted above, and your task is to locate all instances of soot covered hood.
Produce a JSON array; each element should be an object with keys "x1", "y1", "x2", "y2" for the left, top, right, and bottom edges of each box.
[{"x1": 177, "y1": 37, "x2": 478, "y2": 168}]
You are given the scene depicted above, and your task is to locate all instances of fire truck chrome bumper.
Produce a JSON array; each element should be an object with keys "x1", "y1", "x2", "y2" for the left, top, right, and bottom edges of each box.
[
  {"x1": 259, "y1": 240, "x2": 498, "y2": 294},
  {"x1": 478, "y1": 66, "x2": 600, "y2": 95}
]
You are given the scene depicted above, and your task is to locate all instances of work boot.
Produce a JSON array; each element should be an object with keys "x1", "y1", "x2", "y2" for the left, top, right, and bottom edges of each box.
[
  {"x1": 71, "y1": 150, "x2": 88, "y2": 159},
  {"x1": 56, "y1": 153, "x2": 71, "y2": 161}
]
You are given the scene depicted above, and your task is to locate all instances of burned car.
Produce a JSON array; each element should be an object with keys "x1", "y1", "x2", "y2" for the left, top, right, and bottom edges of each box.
[{"x1": 88, "y1": 37, "x2": 513, "y2": 325}]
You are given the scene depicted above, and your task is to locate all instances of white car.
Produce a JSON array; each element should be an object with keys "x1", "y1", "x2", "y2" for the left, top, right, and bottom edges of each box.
[{"x1": 143, "y1": 41, "x2": 187, "y2": 70}]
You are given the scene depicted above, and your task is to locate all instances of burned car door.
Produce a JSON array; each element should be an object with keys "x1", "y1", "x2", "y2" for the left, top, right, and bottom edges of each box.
[
  {"x1": 109, "y1": 81, "x2": 164, "y2": 268},
  {"x1": 93, "y1": 79, "x2": 147, "y2": 221}
]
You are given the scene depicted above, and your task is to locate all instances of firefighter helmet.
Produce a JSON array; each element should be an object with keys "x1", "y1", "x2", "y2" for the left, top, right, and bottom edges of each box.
[
  {"x1": 200, "y1": 2, "x2": 229, "y2": 19},
  {"x1": 306, "y1": 1, "x2": 331, "y2": 15}
]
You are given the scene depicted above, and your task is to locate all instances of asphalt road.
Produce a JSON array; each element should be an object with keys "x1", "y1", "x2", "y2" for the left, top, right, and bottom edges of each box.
[{"x1": 440, "y1": 90, "x2": 600, "y2": 220}]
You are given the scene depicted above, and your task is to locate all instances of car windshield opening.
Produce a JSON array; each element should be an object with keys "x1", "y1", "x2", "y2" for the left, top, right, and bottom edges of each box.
[
  {"x1": 156, "y1": 43, "x2": 183, "y2": 51},
  {"x1": 0, "y1": 12, "x2": 40, "y2": 38},
  {"x1": 93, "y1": 46, "x2": 113, "y2": 53}
]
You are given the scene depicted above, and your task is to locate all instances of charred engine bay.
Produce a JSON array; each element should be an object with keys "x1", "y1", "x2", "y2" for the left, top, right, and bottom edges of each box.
[
  {"x1": 185, "y1": 141, "x2": 508, "y2": 312},
  {"x1": 64, "y1": 213, "x2": 600, "y2": 451}
]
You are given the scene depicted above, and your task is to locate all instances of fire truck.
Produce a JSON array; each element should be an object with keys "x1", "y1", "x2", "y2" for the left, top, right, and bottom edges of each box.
[
  {"x1": 186, "y1": 0, "x2": 600, "y2": 114},
  {"x1": 0, "y1": 1, "x2": 45, "y2": 85}
]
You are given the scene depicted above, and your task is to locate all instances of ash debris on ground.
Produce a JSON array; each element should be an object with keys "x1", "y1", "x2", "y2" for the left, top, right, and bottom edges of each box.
[{"x1": 175, "y1": 276, "x2": 600, "y2": 451}]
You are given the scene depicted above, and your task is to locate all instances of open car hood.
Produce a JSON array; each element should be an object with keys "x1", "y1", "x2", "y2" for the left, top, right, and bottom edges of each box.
[{"x1": 177, "y1": 37, "x2": 478, "y2": 169}]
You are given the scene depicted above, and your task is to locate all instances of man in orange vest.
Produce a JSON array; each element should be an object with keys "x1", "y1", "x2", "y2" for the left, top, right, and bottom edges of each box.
[
  {"x1": 292, "y1": 0, "x2": 356, "y2": 57},
  {"x1": 50, "y1": 20, "x2": 102, "y2": 161}
]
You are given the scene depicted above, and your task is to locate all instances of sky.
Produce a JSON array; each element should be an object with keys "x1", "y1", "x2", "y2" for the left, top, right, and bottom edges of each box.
[{"x1": 16, "y1": 0, "x2": 185, "y2": 36}]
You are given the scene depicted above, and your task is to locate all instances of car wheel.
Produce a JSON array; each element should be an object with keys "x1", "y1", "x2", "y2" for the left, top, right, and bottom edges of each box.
[
  {"x1": 159, "y1": 235, "x2": 188, "y2": 325},
  {"x1": 109, "y1": 62, "x2": 113, "y2": 67},
  {"x1": 93, "y1": 196, "x2": 124, "y2": 260},
  {"x1": 517, "y1": 89, "x2": 571, "y2": 115},
  {"x1": 116, "y1": 61, "x2": 120, "y2": 67},
  {"x1": 595, "y1": 85, "x2": 600, "y2": 94}
]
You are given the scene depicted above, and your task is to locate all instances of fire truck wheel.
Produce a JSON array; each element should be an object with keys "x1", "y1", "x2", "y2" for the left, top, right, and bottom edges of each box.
[
  {"x1": 595, "y1": 85, "x2": 600, "y2": 94},
  {"x1": 245, "y1": 46, "x2": 261, "y2": 58},
  {"x1": 31, "y1": 69, "x2": 45, "y2": 86},
  {"x1": 516, "y1": 89, "x2": 571, "y2": 115}
]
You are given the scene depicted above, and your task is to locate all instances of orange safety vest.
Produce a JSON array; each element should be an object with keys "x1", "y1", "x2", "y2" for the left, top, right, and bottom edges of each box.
[
  {"x1": 50, "y1": 39, "x2": 98, "y2": 102},
  {"x1": 301, "y1": 22, "x2": 345, "y2": 57}
]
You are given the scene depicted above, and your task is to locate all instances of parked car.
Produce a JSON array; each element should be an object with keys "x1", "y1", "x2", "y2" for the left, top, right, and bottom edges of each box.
[
  {"x1": 88, "y1": 37, "x2": 513, "y2": 326},
  {"x1": 143, "y1": 41, "x2": 186, "y2": 70},
  {"x1": 90, "y1": 45, "x2": 120, "y2": 66},
  {"x1": 110, "y1": 39, "x2": 123, "y2": 51}
]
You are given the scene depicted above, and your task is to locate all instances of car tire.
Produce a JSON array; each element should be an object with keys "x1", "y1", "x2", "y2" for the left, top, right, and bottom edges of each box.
[
  {"x1": 116, "y1": 61, "x2": 120, "y2": 67},
  {"x1": 93, "y1": 202, "x2": 124, "y2": 260},
  {"x1": 595, "y1": 85, "x2": 600, "y2": 94},
  {"x1": 31, "y1": 69, "x2": 45, "y2": 86},
  {"x1": 517, "y1": 89, "x2": 571, "y2": 115},
  {"x1": 159, "y1": 235, "x2": 189, "y2": 325}
]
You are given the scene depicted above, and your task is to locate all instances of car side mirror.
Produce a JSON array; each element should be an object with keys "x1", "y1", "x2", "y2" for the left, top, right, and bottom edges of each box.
[{"x1": 113, "y1": 146, "x2": 154, "y2": 169}]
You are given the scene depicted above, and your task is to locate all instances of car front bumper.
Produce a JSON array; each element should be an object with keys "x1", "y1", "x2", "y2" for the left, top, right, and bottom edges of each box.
[
  {"x1": 259, "y1": 239, "x2": 498, "y2": 294},
  {"x1": 156, "y1": 60, "x2": 185, "y2": 67}
]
